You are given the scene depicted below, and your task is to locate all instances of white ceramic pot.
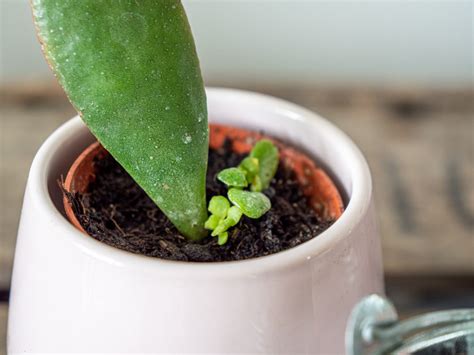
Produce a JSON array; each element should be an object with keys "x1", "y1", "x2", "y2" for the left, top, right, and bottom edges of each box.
[{"x1": 8, "y1": 88, "x2": 383, "y2": 354}]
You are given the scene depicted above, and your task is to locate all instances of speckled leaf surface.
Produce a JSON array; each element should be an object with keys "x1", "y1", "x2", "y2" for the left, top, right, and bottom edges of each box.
[{"x1": 32, "y1": 0, "x2": 208, "y2": 239}]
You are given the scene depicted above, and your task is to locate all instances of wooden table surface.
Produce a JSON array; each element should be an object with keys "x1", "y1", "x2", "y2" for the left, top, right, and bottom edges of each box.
[{"x1": 1, "y1": 83, "x2": 473, "y2": 353}]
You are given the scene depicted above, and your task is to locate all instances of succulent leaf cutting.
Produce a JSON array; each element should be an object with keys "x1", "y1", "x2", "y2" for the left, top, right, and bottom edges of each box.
[
  {"x1": 31, "y1": 0, "x2": 208, "y2": 240},
  {"x1": 31, "y1": 0, "x2": 281, "y2": 245}
]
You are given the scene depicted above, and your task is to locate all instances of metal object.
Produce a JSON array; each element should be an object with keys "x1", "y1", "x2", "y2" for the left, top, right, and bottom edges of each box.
[{"x1": 346, "y1": 294, "x2": 474, "y2": 354}]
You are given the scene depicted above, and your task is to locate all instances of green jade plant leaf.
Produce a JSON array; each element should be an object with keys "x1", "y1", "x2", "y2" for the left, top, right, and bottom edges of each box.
[{"x1": 31, "y1": 0, "x2": 208, "y2": 240}]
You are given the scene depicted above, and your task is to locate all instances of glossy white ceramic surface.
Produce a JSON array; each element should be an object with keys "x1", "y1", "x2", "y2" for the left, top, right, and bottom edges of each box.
[{"x1": 8, "y1": 88, "x2": 383, "y2": 354}]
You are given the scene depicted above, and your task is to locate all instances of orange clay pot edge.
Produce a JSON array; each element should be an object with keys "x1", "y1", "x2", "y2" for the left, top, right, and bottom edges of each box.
[
  {"x1": 63, "y1": 124, "x2": 344, "y2": 234},
  {"x1": 63, "y1": 141, "x2": 104, "y2": 234}
]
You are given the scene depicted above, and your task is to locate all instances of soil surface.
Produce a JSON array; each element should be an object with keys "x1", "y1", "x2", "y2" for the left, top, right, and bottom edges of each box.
[{"x1": 64, "y1": 140, "x2": 334, "y2": 262}]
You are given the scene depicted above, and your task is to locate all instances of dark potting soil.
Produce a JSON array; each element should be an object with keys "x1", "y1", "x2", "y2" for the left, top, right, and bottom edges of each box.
[{"x1": 64, "y1": 141, "x2": 334, "y2": 262}]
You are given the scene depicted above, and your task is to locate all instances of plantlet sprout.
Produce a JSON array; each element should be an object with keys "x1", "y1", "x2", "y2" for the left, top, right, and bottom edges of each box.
[{"x1": 205, "y1": 139, "x2": 279, "y2": 245}]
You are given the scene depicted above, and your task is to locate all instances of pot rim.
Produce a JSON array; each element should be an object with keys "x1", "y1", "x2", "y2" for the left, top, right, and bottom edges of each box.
[{"x1": 29, "y1": 87, "x2": 372, "y2": 276}]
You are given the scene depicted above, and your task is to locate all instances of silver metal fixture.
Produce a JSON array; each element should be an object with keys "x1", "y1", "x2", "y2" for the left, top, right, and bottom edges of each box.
[{"x1": 346, "y1": 294, "x2": 474, "y2": 354}]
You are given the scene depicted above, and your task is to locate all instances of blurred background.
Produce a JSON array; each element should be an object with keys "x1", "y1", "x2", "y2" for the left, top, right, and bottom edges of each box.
[{"x1": 0, "y1": 0, "x2": 473, "y2": 351}]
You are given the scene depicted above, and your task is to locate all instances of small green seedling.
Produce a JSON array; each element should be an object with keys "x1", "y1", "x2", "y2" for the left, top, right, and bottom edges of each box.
[
  {"x1": 204, "y1": 196, "x2": 243, "y2": 245},
  {"x1": 205, "y1": 139, "x2": 279, "y2": 244}
]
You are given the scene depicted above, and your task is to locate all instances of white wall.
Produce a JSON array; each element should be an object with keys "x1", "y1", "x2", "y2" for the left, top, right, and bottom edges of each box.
[{"x1": 1, "y1": 0, "x2": 472, "y2": 87}]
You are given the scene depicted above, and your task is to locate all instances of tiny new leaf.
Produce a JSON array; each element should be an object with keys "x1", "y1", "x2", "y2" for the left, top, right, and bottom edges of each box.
[
  {"x1": 250, "y1": 140, "x2": 279, "y2": 191},
  {"x1": 217, "y1": 168, "x2": 248, "y2": 188},
  {"x1": 227, "y1": 188, "x2": 271, "y2": 219}
]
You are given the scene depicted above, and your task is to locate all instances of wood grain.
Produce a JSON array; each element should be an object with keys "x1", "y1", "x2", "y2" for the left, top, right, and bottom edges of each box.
[{"x1": 1, "y1": 82, "x2": 473, "y2": 290}]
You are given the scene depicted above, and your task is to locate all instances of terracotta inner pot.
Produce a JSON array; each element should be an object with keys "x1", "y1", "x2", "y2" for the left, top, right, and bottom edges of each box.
[{"x1": 64, "y1": 124, "x2": 344, "y2": 235}]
